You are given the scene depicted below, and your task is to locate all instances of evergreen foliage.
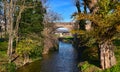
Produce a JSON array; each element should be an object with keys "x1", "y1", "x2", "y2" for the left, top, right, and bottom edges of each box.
[
  {"x1": 0, "y1": 0, "x2": 45, "y2": 71},
  {"x1": 16, "y1": 0, "x2": 45, "y2": 61},
  {"x1": 73, "y1": 0, "x2": 120, "y2": 70}
]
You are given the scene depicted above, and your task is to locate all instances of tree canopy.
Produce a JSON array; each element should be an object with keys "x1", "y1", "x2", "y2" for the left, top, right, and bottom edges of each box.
[{"x1": 73, "y1": 0, "x2": 120, "y2": 69}]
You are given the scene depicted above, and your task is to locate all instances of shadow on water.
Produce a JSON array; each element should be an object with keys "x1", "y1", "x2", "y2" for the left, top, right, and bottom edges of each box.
[{"x1": 17, "y1": 41, "x2": 80, "y2": 72}]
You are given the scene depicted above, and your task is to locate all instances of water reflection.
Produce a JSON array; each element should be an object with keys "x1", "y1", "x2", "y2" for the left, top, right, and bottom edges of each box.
[{"x1": 17, "y1": 41, "x2": 79, "y2": 72}]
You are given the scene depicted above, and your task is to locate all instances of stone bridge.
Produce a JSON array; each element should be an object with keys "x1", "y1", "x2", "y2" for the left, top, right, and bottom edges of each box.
[
  {"x1": 55, "y1": 22, "x2": 74, "y2": 31},
  {"x1": 54, "y1": 22, "x2": 74, "y2": 37}
]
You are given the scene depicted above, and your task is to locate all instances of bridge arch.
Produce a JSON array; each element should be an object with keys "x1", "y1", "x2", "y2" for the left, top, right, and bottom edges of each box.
[
  {"x1": 56, "y1": 27, "x2": 70, "y2": 33},
  {"x1": 55, "y1": 22, "x2": 74, "y2": 31},
  {"x1": 54, "y1": 22, "x2": 74, "y2": 37}
]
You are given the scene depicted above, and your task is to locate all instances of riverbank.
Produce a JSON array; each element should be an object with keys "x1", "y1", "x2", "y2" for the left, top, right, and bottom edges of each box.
[
  {"x1": 0, "y1": 37, "x2": 59, "y2": 72},
  {"x1": 0, "y1": 51, "x2": 42, "y2": 72},
  {"x1": 78, "y1": 39, "x2": 120, "y2": 72},
  {"x1": 58, "y1": 36, "x2": 73, "y2": 43},
  {"x1": 0, "y1": 40, "x2": 43, "y2": 72},
  {"x1": 16, "y1": 41, "x2": 79, "y2": 72}
]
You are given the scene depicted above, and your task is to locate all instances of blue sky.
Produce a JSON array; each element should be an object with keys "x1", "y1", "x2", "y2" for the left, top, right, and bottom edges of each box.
[{"x1": 48, "y1": 0, "x2": 77, "y2": 22}]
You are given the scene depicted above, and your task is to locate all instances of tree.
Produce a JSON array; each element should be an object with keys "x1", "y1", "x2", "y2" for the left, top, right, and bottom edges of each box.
[
  {"x1": 74, "y1": 0, "x2": 81, "y2": 13},
  {"x1": 4, "y1": 0, "x2": 15, "y2": 63},
  {"x1": 42, "y1": 10, "x2": 62, "y2": 54},
  {"x1": 16, "y1": 0, "x2": 45, "y2": 64},
  {"x1": 3, "y1": 0, "x2": 44, "y2": 62},
  {"x1": 76, "y1": 0, "x2": 120, "y2": 69},
  {"x1": 72, "y1": 0, "x2": 87, "y2": 49},
  {"x1": 85, "y1": 0, "x2": 98, "y2": 14}
]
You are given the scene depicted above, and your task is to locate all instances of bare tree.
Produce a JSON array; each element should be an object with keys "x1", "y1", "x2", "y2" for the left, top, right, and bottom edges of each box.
[
  {"x1": 42, "y1": 10, "x2": 62, "y2": 54},
  {"x1": 72, "y1": 0, "x2": 81, "y2": 13},
  {"x1": 3, "y1": 0, "x2": 36, "y2": 62}
]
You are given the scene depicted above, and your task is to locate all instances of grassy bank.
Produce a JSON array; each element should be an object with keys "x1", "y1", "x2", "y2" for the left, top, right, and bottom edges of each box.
[
  {"x1": 78, "y1": 39, "x2": 120, "y2": 72},
  {"x1": 58, "y1": 36, "x2": 73, "y2": 43},
  {"x1": 0, "y1": 40, "x2": 43, "y2": 72}
]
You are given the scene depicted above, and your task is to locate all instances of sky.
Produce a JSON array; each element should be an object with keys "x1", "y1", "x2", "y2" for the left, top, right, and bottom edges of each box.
[{"x1": 47, "y1": 0, "x2": 77, "y2": 22}]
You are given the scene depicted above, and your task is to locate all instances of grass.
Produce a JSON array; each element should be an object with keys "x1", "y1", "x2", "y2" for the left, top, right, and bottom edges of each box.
[
  {"x1": 78, "y1": 39, "x2": 120, "y2": 72},
  {"x1": 0, "y1": 39, "x2": 44, "y2": 71},
  {"x1": 0, "y1": 41, "x2": 8, "y2": 51},
  {"x1": 64, "y1": 36, "x2": 73, "y2": 39},
  {"x1": 0, "y1": 40, "x2": 16, "y2": 72},
  {"x1": 0, "y1": 41, "x2": 8, "y2": 61},
  {"x1": 0, "y1": 51, "x2": 8, "y2": 71}
]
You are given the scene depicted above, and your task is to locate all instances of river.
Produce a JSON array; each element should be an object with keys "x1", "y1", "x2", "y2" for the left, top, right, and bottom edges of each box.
[{"x1": 17, "y1": 41, "x2": 80, "y2": 72}]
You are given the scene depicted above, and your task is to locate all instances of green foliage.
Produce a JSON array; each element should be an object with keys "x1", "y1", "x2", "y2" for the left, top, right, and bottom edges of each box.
[
  {"x1": 82, "y1": 46, "x2": 98, "y2": 60},
  {"x1": 30, "y1": 45, "x2": 43, "y2": 58},
  {"x1": 16, "y1": 35, "x2": 43, "y2": 59},
  {"x1": 98, "y1": 0, "x2": 116, "y2": 15},
  {"x1": 7, "y1": 63, "x2": 16, "y2": 72},
  {"x1": 79, "y1": 61, "x2": 100, "y2": 72},
  {"x1": 19, "y1": 1, "x2": 44, "y2": 35},
  {"x1": 81, "y1": 61, "x2": 90, "y2": 71},
  {"x1": 0, "y1": 0, "x2": 45, "y2": 71},
  {"x1": 75, "y1": 0, "x2": 120, "y2": 71},
  {"x1": 79, "y1": 20, "x2": 86, "y2": 30},
  {"x1": 79, "y1": 39, "x2": 120, "y2": 72},
  {"x1": 0, "y1": 51, "x2": 7, "y2": 58},
  {"x1": 113, "y1": 39, "x2": 120, "y2": 46},
  {"x1": 16, "y1": 38, "x2": 35, "y2": 56},
  {"x1": 2, "y1": 63, "x2": 16, "y2": 72},
  {"x1": 76, "y1": 0, "x2": 120, "y2": 43},
  {"x1": 17, "y1": 0, "x2": 45, "y2": 58},
  {"x1": 107, "y1": 64, "x2": 120, "y2": 72},
  {"x1": 0, "y1": 41, "x2": 8, "y2": 51}
]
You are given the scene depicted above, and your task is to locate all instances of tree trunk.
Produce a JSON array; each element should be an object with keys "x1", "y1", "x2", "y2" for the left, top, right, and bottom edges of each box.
[
  {"x1": 15, "y1": 6, "x2": 25, "y2": 44},
  {"x1": 7, "y1": 34, "x2": 13, "y2": 62},
  {"x1": 99, "y1": 40, "x2": 116, "y2": 69},
  {"x1": 7, "y1": 0, "x2": 14, "y2": 63},
  {"x1": 23, "y1": 53, "x2": 29, "y2": 65},
  {"x1": 4, "y1": 1, "x2": 8, "y2": 37}
]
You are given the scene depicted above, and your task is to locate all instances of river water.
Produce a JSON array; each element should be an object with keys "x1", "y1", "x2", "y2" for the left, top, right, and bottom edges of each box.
[{"x1": 17, "y1": 41, "x2": 80, "y2": 72}]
